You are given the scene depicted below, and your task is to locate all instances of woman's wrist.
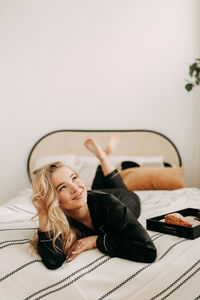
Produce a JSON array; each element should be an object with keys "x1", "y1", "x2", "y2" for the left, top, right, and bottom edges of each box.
[{"x1": 39, "y1": 215, "x2": 51, "y2": 232}]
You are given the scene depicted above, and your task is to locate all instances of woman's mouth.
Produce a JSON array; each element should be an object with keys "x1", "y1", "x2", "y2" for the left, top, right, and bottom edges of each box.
[{"x1": 72, "y1": 191, "x2": 83, "y2": 200}]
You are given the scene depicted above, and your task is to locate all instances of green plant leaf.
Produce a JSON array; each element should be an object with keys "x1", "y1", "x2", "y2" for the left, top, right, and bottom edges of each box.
[
  {"x1": 185, "y1": 58, "x2": 200, "y2": 91},
  {"x1": 185, "y1": 83, "x2": 194, "y2": 91},
  {"x1": 189, "y1": 63, "x2": 198, "y2": 76}
]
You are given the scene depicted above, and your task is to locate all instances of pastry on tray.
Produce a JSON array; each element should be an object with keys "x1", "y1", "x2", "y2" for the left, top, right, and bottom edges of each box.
[{"x1": 165, "y1": 213, "x2": 192, "y2": 227}]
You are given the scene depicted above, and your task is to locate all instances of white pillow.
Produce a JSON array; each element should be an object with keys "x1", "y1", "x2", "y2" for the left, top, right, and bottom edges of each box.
[
  {"x1": 33, "y1": 155, "x2": 99, "y2": 189},
  {"x1": 34, "y1": 155, "x2": 78, "y2": 171},
  {"x1": 33, "y1": 155, "x2": 164, "y2": 189},
  {"x1": 110, "y1": 155, "x2": 164, "y2": 169},
  {"x1": 76, "y1": 156, "x2": 99, "y2": 188}
]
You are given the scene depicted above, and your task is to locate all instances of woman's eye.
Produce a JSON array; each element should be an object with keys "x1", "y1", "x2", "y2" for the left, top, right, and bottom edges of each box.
[
  {"x1": 59, "y1": 185, "x2": 66, "y2": 192},
  {"x1": 72, "y1": 176, "x2": 78, "y2": 181}
]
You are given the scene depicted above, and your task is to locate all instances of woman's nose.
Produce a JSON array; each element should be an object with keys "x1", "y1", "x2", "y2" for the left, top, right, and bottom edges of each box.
[{"x1": 69, "y1": 183, "x2": 78, "y2": 193}]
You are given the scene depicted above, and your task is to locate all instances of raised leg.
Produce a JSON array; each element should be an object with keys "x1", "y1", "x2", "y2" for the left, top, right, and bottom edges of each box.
[
  {"x1": 84, "y1": 138, "x2": 115, "y2": 176},
  {"x1": 104, "y1": 135, "x2": 120, "y2": 156},
  {"x1": 84, "y1": 136, "x2": 127, "y2": 190}
]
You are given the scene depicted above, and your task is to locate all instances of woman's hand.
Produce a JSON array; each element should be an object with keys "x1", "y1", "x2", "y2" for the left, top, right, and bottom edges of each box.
[{"x1": 67, "y1": 235, "x2": 98, "y2": 262}]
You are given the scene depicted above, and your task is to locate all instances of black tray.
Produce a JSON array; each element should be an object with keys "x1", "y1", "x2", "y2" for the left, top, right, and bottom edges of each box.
[{"x1": 146, "y1": 208, "x2": 200, "y2": 239}]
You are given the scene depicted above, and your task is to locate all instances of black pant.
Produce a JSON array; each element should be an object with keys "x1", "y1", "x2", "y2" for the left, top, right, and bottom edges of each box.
[{"x1": 91, "y1": 166, "x2": 141, "y2": 219}]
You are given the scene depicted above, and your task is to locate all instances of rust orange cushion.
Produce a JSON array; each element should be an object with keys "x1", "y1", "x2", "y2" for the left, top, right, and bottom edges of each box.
[{"x1": 119, "y1": 167, "x2": 185, "y2": 190}]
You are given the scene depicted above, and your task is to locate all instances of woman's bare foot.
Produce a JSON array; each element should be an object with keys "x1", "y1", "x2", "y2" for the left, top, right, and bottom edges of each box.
[
  {"x1": 84, "y1": 138, "x2": 116, "y2": 175},
  {"x1": 84, "y1": 138, "x2": 106, "y2": 160},
  {"x1": 105, "y1": 135, "x2": 120, "y2": 155}
]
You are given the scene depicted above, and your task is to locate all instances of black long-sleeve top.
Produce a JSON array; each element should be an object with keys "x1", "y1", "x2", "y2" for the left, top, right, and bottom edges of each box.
[{"x1": 38, "y1": 190, "x2": 157, "y2": 269}]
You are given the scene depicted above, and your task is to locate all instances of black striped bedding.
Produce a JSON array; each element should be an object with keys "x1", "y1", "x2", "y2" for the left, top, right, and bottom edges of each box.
[{"x1": 0, "y1": 187, "x2": 200, "y2": 300}]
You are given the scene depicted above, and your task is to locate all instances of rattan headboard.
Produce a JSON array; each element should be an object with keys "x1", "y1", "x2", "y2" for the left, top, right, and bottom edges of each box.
[{"x1": 27, "y1": 129, "x2": 182, "y2": 182}]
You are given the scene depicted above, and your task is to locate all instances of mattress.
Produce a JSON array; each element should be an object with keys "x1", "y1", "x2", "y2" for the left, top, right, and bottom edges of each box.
[{"x1": 1, "y1": 187, "x2": 200, "y2": 300}]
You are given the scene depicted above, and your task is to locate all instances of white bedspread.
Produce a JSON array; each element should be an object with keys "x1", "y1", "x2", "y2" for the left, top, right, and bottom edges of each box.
[{"x1": 0, "y1": 188, "x2": 200, "y2": 300}]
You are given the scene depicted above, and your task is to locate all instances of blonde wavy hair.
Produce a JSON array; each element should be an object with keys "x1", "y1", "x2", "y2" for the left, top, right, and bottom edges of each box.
[{"x1": 31, "y1": 161, "x2": 79, "y2": 254}]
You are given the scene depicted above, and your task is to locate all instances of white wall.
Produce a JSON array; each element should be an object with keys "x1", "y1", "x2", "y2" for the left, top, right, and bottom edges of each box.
[{"x1": 0, "y1": 0, "x2": 199, "y2": 203}]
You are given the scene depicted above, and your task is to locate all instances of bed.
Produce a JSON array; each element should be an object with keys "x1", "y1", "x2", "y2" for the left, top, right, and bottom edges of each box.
[{"x1": 1, "y1": 129, "x2": 200, "y2": 300}]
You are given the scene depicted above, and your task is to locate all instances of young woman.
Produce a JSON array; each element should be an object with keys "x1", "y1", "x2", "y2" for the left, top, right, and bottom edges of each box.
[{"x1": 31, "y1": 136, "x2": 157, "y2": 269}]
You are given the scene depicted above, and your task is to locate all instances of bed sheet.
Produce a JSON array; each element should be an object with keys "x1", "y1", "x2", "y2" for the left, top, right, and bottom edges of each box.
[{"x1": 0, "y1": 188, "x2": 200, "y2": 300}]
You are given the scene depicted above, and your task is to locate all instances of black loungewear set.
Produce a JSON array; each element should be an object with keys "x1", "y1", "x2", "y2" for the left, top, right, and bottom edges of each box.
[{"x1": 38, "y1": 166, "x2": 157, "y2": 269}]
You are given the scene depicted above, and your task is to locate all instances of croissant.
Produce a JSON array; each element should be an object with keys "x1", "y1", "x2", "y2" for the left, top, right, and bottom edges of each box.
[{"x1": 165, "y1": 213, "x2": 192, "y2": 227}]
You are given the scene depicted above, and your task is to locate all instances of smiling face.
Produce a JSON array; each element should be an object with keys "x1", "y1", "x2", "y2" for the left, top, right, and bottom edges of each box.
[{"x1": 51, "y1": 166, "x2": 87, "y2": 212}]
